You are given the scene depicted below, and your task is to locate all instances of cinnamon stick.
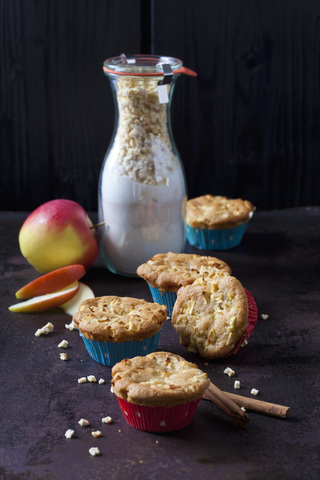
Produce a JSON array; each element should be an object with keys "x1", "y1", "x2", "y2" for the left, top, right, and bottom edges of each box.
[
  {"x1": 203, "y1": 382, "x2": 250, "y2": 428},
  {"x1": 223, "y1": 391, "x2": 290, "y2": 419}
]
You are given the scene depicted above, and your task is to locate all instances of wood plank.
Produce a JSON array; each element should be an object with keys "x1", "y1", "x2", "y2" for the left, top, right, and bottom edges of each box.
[
  {"x1": 152, "y1": 0, "x2": 320, "y2": 209},
  {"x1": 0, "y1": 0, "x2": 141, "y2": 210},
  {"x1": 1, "y1": 0, "x2": 320, "y2": 210}
]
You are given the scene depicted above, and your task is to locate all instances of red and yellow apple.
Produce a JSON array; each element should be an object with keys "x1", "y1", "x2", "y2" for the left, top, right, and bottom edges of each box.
[{"x1": 18, "y1": 200, "x2": 99, "y2": 273}]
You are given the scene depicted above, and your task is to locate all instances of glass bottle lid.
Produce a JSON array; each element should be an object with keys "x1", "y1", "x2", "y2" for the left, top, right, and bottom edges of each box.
[{"x1": 103, "y1": 54, "x2": 196, "y2": 77}]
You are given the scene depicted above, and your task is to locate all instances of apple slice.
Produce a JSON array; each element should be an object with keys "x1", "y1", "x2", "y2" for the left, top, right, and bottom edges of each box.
[
  {"x1": 9, "y1": 282, "x2": 80, "y2": 313},
  {"x1": 15, "y1": 264, "x2": 86, "y2": 300},
  {"x1": 60, "y1": 282, "x2": 95, "y2": 316}
]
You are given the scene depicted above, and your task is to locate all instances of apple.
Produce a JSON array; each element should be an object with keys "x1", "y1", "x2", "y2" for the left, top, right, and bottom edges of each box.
[
  {"x1": 15, "y1": 264, "x2": 86, "y2": 299},
  {"x1": 8, "y1": 282, "x2": 80, "y2": 313},
  {"x1": 18, "y1": 200, "x2": 99, "y2": 273},
  {"x1": 60, "y1": 282, "x2": 95, "y2": 316}
]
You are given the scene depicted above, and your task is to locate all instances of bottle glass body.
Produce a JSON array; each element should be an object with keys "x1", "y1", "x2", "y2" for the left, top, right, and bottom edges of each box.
[{"x1": 98, "y1": 56, "x2": 187, "y2": 276}]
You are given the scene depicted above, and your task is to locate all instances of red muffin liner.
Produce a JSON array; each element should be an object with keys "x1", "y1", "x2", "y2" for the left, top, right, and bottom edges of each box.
[
  {"x1": 228, "y1": 289, "x2": 258, "y2": 355},
  {"x1": 116, "y1": 396, "x2": 201, "y2": 432}
]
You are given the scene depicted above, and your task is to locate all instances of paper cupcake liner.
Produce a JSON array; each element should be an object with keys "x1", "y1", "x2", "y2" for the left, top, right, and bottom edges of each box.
[
  {"x1": 228, "y1": 288, "x2": 258, "y2": 355},
  {"x1": 80, "y1": 331, "x2": 161, "y2": 367},
  {"x1": 147, "y1": 285, "x2": 177, "y2": 316},
  {"x1": 186, "y1": 222, "x2": 249, "y2": 250},
  {"x1": 116, "y1": 396, "x2": 201, "y2": 432}
]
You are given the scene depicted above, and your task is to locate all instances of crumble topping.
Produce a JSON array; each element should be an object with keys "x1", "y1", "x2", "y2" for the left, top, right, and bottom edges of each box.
[
  {"x1": 113, "y1": 78, "x2": 175, "y2": 186},
  {"x1": 78, "y1": 418, "x2": 90, "y2": 427},
  {"x1": 102, "y1": 416, "x2": 113, "y2": 424},
  {"x1": 35, "y1": 322, "x2": 54, "y2": 337},
  {"x1": 65, "y1": 320, "x2": 78, "y2": 331},
  {"x1": 89, "y1": 447, "x2": 100, "y2": 456},
  {"x1": 224, "y1": 367, "x2": 235, "y2": 377}
]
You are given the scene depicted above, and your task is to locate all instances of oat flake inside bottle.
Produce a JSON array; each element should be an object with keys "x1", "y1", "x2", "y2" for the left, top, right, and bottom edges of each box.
[{"x1": 98, "y1": 54, "x2": 196, "y2": 276}]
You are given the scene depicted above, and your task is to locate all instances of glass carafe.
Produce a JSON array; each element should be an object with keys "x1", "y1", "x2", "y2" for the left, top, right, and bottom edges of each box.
[{"x1": 98, "y1": 54, "x2": 194, "y2": 276}]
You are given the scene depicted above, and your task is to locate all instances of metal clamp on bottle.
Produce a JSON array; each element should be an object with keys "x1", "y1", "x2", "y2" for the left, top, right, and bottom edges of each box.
[
  {"x1": 120, "y1": 53, "x2": 136, "y2": 64},
  {"x1": 157, "y1": 64, "x2": 173, "y2": 103}
]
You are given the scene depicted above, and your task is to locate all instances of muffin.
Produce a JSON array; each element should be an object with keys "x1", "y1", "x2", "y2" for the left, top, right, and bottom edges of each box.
[
  {"x1": 171, "y1": 273, "x2": 249, "y2": 359},
  {"x1": 186, "y1": 195, "x2": 255, "y2": 250},
  {"x1": 73, "y1": 296, "x2": 167, "y2": 366},
  {"x1": 111, "y1": 351, "x2": 210, "y2": 432},
  {"x1": 137, "y1": 252, "x2": 231, "y2": 315}
]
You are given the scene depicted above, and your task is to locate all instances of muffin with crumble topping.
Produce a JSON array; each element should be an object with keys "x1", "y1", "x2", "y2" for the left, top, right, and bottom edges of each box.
[
  {"x1": 171, "y1": 273, "x2": 250, "y2": 359},
  {"x1": 73, "y1": 296, "x2": 167, "y2": 366},
  {"x1": 111, "y1": 351, "x2": 210, "y2": 432},
  {"x1": 137, "y1": 251, "x2": 231, "y2": 315},
  {"x1": 186, "y1": 194, "x2": 255, "y2": 250}
]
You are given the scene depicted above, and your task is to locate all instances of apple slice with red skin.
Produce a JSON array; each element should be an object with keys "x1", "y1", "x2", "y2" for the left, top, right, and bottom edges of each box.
[
  {"x1": 15, "y1": 264, "x2": 86, "y2": 300},
  {"x1": 9, "y1": 282, "x2": 80, "y2": 313}
]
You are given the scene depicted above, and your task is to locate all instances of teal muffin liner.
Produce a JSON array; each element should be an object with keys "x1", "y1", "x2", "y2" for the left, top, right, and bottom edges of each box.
[
  {"x1": 147, "y1": 285, "x2": 176, "y2": 316},
  {"x1": 80, "y1": 330, "x2": 161, "y2": 367},
  {"x1": 186, "y1": 222, "x2": 249, "y2": 250}
]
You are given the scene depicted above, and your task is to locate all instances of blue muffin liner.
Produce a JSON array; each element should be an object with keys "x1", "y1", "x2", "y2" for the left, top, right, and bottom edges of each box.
[
  {"x1": 80, "y1": 330, "x2": 161, "y2": 367},
  {"x1": 186, "y1": 222, "x2": 249, "y2": 250},
  {"x1": 147, "y1": 285, "x2": 177, "y2": 316}
]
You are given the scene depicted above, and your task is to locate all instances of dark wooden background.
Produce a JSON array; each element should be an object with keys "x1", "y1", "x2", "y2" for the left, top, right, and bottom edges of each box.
[{"x1": 1, "y1": 0, "x2": 320, "y2": 212}]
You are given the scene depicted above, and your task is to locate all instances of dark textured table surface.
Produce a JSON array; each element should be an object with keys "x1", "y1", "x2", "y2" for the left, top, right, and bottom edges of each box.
[{"x1": 1, "y1": 208, "x2": 319, "y2": 480}]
